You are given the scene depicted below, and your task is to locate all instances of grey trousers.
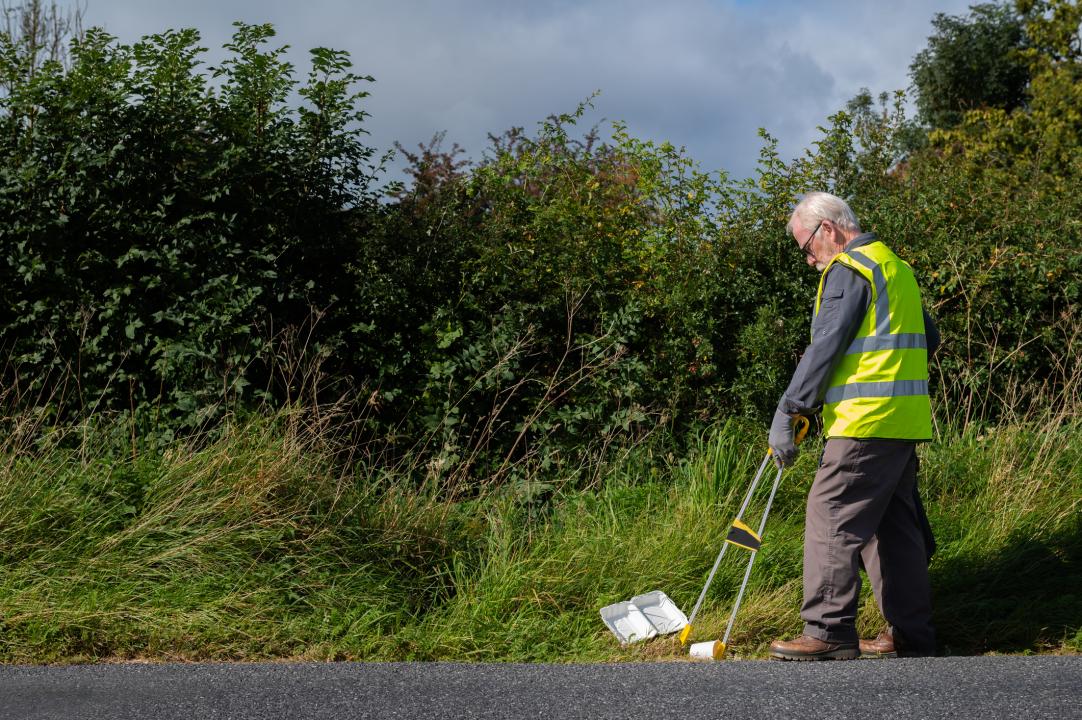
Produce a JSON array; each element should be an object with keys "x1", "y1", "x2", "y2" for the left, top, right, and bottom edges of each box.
[{"x1": 800, "y1": 438, "x2": 935, "y2": 651}]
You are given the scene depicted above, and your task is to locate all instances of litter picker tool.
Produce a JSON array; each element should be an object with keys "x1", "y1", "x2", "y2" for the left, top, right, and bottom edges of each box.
[
  {"x1": 678, "y1": 415, "x2": 810, "y2": 660},
  {"x1": 598, "y1": 416, "x2": 810, "y2": 654}
]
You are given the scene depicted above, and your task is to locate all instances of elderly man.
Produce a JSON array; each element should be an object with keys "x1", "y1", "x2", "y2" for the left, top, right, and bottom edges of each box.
[{"x1": 767, "y1": 192, "x2": 938, "y2": 661}]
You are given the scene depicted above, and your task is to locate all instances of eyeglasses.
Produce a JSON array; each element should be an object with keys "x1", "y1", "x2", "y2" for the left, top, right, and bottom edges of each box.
[{"x1": 800, "y1": 221, "x2": 823, "y2": 257}]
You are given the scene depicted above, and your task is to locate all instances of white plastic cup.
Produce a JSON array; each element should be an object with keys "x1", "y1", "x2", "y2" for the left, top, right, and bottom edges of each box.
[{"x1": 689, "y1": 640, "x2": 722, "y2": 660}]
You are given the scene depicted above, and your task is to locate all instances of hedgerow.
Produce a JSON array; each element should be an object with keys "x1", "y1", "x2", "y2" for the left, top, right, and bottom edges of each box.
[{"x1": 0, "y1": 6, "x2": 1077, "y2": 482}]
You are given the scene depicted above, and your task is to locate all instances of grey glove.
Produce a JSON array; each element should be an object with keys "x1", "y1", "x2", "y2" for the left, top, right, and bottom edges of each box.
[{"x1": 768, "y1": 409, "x2": 798, "y2": 469}]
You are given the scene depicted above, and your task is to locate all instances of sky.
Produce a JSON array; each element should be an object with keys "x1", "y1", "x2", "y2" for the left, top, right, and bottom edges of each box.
[{"x1": 80, "y1": 0, "x2": 976, "y2": 182}]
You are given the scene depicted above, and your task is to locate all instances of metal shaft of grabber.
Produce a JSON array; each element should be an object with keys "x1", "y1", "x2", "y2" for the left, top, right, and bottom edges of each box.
[
  {"x1": 722, "y1": 464, "x2": 785, "y2": 649},
  {"x1": 684, "y1": 452, "x2": 773, "y2": 628}
]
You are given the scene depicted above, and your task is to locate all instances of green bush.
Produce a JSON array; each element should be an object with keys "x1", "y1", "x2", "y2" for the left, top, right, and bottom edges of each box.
[{"x1": 0, "y1": 23, "x2": 380, "y2": 428}]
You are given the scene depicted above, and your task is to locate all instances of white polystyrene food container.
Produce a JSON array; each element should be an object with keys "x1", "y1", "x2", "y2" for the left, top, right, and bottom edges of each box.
[
  {"x1": 600, "y1": 591, "x2": 688, "y2": 644},
  {"x1": 600, "y1": 601, "x2": 657, "y2": 644},
  {"x1": 629, "y1": 591, "x2": 688, "y2": 635}
]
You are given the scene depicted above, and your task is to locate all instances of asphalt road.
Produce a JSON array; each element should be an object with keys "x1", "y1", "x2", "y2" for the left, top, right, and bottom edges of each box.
[{"x1": 2, "y1": 656, "x2": 1080, "y2": 720}]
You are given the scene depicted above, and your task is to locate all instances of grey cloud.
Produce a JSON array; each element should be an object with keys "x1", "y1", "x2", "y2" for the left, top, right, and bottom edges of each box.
[{"x1": 81, "y1": 1, "x2": 975, "y2": 181}]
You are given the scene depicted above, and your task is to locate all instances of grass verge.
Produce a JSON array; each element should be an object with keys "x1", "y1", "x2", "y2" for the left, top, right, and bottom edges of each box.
[{"x1": 0, "y1": 409, "x2": 1078, "y2": 663}]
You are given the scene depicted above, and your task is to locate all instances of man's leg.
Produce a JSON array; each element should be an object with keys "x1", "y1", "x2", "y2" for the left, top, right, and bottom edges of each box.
[
  {"x1": 860, "y1": 534, "x2": 884, "y2": 612},
  {"x1": 860, "y1": 445, "x2": 936, "y2": 653},
  {"x1": 800, "y1": 438, "x2": 903, "y2": 644}
]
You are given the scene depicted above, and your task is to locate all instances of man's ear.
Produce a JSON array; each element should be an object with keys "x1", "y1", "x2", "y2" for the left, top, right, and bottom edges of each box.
[{"x1": 826, "y1": 220, "x2": 844, "y2": 245}]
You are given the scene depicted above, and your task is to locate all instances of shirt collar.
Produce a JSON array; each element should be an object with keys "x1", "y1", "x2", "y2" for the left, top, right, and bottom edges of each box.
[{"x1": 843, "y1": 232, "x2": 877, "y2": 252}]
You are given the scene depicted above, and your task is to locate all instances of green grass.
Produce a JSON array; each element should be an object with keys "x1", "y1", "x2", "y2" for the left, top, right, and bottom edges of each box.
[{"x1": 0, "y1": 408, "x2": 1079, "y2": 663}]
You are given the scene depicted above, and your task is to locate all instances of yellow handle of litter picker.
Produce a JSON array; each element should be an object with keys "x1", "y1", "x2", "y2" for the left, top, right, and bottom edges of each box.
[
  {"x1": 766, "y1": 415, "x2": 810, "y2": 455},
  {"x1": 794, "y1": 415, "x2": 810, "y2": 444}
]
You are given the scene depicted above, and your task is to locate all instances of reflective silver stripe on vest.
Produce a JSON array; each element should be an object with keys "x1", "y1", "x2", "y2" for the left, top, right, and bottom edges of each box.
[
  {"x1": 848, "y1": 250, "x2": 891, "y2": 336},
  {"x1": 824, "y1": 379, "x2": 929, "y2": 404},
  {"x1": 845, "y1": 333, "x2": 927, "y2": 355}
]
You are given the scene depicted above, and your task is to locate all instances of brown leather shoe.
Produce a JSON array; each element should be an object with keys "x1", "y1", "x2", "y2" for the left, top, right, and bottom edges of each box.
[
  {"x1": 859, "y1": 628, "x2": 934, "y2": 658},
  {"x1": 769, "y1": 634, "x2": 860, "y2": 661},
  {"x1": 859, "y1": 629, "x2": 898, "y2": 658}
]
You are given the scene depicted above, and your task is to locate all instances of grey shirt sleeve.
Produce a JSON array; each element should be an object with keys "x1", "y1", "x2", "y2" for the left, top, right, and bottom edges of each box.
[
  {"x1": 778, "y1": 265, "x2": 870, "y2": 416},
  {"x1": 923, "y1": 308, "x2": 940, "y2": 355}
]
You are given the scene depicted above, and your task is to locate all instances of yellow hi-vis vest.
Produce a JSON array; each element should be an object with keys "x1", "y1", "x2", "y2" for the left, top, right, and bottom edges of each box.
[{"x1": 815, "y1": 240, "x2": 933, "y2": 440}]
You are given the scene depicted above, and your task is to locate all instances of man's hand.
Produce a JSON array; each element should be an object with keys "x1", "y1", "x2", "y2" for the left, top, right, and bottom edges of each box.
[{"x1": 768, "y1": 409, "x2": 799, "y2": 468}]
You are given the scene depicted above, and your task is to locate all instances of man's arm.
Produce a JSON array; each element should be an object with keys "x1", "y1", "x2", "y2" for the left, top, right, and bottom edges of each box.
[
  {"x1": 768, "y1": 265, "x2": 869, "y2": 466},
  {"x1": 923, "y1": 308, "x2": 940, "y2": 355}
]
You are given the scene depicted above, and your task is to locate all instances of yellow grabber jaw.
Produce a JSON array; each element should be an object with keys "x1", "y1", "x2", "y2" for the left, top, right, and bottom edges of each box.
[{"x1": 679, "y1": 624, "x2": 692, "y2": 646}]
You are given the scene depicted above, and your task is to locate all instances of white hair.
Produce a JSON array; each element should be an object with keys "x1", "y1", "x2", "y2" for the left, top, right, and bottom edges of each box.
[{"x1": 788, "y1": 192, "x2": 861, "y2": 236}]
